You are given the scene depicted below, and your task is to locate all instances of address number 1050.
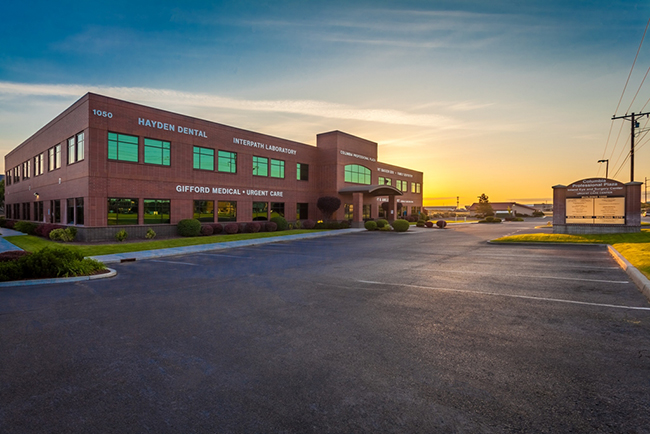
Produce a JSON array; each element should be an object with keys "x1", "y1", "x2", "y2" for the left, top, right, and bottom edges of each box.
[{"x1": 92, "y1": 109, "x2": 113, "y2": 118}]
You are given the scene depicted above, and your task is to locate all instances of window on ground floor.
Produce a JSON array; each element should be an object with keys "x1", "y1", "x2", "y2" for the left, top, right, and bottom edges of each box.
[
  {"x1": 194, "y1": 200, "x2": 215, "y2": 222},
  {"x1": 253, "y1": 202, "x2": 268, "y2": 220},
  {"x1": 51, "y1": 200, "x2": 61, "y2": 223},
  {"x1": 35, "y1": 201, "x2": 44, "y2": 222},
  {"x1": 344, "y1": 204, "x2": 353, "y2": 220},
  {"x1": 363, "y1": 204, "x2": 371, "y2": 220},
  {"x1": 108, "y1": 198, "x2": 139, "y2": 225},
  {"x1": 297, "y1": 203, "x2": 308, "y2": 220},
  {"x1": 218, "y1": 201, "x2": 237, "y2": 222},
  {"x1": 23, "y1": 202, "x2": 30, "y2": 220},
  {"x1": 76, "y1": 198, "x2": 84, "y2": 225},
  {"x1": 144, "y1": 199, "x2": 170, "y2": 224},
  {"x1": 271, "y1": 202, "x2": 284, "y2": 218}
]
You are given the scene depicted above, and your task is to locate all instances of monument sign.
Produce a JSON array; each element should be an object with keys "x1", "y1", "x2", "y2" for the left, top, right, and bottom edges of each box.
[{"x1": 553, "y1": 178, "x2": 641, "y2": 234}]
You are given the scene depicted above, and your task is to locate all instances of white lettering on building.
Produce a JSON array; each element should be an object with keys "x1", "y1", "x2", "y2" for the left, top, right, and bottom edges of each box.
[
  {"x1": 339, "y1": 150, "x2": 377, "y2": 162},
  {"x1": 176, "y1": 185, "x2": 283, "y2": 197},
  {"x1": 233, "y1": 137, "x2": 297, "y2": 155},
  {"x1": 139, "y1": 118, "x2": 208, "y2": 138},
  {"x1": 378, "y1": 167, "x2": 414, "y2": 178}
]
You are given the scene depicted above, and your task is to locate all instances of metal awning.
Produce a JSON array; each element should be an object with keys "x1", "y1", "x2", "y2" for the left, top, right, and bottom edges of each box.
[{"x1": 338, "y1": 185, "x2": 403, "y2": 196}]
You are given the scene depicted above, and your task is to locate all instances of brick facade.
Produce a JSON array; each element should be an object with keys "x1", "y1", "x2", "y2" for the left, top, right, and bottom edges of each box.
[{"x1": 5, "y1": 93, "x2": 424, "y2": 240}]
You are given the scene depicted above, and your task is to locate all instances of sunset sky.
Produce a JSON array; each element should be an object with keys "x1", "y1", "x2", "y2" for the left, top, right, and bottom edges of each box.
[{"x1": 2, "y1": 1, "x2": 650, "y2": 206}]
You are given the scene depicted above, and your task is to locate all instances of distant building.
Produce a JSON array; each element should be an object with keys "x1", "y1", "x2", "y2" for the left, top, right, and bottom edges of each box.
[{"x1": 466, "y1": 202, "x2": 537, "y2": 216}]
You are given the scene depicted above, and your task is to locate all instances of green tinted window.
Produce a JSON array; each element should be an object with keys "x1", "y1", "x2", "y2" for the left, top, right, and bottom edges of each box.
[
  {"x1": 143, "y1": 199, "x2": 170, "y2": 224},
  {"x1": 218, "y1": 201, "x2": 237, "y2": 222},
  {"x1": 218, "y1": 151, "x2": 237, "y2": 173},
  {"x1": 107, "y1": 198, "x2": 139, "y2": 225},
  {"x1": 270, "y1": 159, "x2": 284, "y2": 178},
  {"x1": 108, "y1": 132, "x2": 139, "y2": 162},
  {"x1": 193, "y1": 146, "x2": 214, "y2": 170},
  {"x1": 144, "y1": 138, "x2": 171, "y2": 165},
  {"x1": 253, "y1": 156, "x2": 268, "y2": 176},
  {"x1": 344, "y1": 164, "x2": 371, "y2": 185},
  {"x1": 194, "y1": 200, "x2": 214, "y2": 222}
]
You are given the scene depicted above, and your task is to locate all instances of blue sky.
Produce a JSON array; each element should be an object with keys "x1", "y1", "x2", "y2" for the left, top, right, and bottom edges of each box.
[{"x1": 2, "y1": 1, "x2": 650, "y2": 204}]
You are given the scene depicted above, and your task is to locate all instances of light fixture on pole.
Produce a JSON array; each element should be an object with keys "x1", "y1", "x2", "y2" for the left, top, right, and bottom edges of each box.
[{"x1": 598, "y1": 159, "x2": 609, "y2": 179}]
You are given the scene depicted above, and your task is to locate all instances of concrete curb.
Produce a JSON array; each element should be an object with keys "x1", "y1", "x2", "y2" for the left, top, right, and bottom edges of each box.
[
  {"x1": 607, "y1": 245, "x2": 650, "y2": 301},
  {"x1": 0, "y1": 268, "x2": 117, "y2": 288},
  {"x1": 91, "y1": 228, "x2": 366, "y2": 264}
]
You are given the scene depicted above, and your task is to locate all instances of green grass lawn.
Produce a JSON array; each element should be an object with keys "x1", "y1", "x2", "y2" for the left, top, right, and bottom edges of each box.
[
  {"x1": 5, "y1": 229, "x2": 325, "y2": 257},
  {"x1": 493, "y1": 229, "x2": 650, "y2": 278}
]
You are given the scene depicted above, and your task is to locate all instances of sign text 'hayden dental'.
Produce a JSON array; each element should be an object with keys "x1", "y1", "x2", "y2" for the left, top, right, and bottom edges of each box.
[
  {"x1": 176, "y1": 185, "x2": 283, "y2": 197},
  {"x1": 139, "y1": 118, "x2": 208, "y2": 138},
  {"x1": 233, "y1": 138, "x2": 297, "y2": 155}
]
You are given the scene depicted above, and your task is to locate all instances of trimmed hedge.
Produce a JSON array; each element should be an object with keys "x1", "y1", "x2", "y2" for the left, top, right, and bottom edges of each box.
[
  {"x1": 376, "y1": 219, "x2": 388, "y2": 229},
  {"x1": 211, "y1": 223, "x2": 223, "y2": 234},
  {"x1": 224, "y1": 223, "x2": 239, "y2": 234},
  {"x1": 0, "y1": 247, "x2": 105, "y2": 281},
  {"x1": 246, "y1": 222, "x2": 261, "y2": 233},
  {"x1": 14, "y1": 221, "x2": 38, "y2": 235},
  {"x1": 270, "y1": 216, "x2": 288, "y2": 231},
  {"x1": 436, "y1": 220, "x2": 447, "y2": 229},
  {"x1": 200, "y1": 225, "x2": 214, "y2": 236},
  {"x1": 178, "y1": 219, "x2": 201, "y2": 237},
  {"x1": 365, "y1": 220, "x2": 378, "y2": 231},
  {"x1": 265, "y1": 222, "x2": 277, "y2": 232},
  {"x1": 49, "y1": 228, "x2": 77, "y2": 242},
  {"x1": 391, "y1": 219, "x2": 410, "y2": 232},
  {"x1": 0, "y1": 251, "x2": 31, "y2": 262},
  {"x1": 416, "y1": 220, "x2": 426, "y2": 227},
  {"x1": 302, "y1": 219, "x2": 316, "y2": 229}
]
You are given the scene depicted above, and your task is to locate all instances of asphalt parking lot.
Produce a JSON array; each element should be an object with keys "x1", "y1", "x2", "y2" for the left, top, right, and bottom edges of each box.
[{"x1": 1, "y1": 221, "x2": 650, "y2": 433}]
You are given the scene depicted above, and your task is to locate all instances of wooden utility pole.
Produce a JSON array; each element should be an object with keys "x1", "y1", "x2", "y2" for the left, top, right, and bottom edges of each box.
[{"x1": 612, "y1": 111, "x2": 650, "y2": 181}]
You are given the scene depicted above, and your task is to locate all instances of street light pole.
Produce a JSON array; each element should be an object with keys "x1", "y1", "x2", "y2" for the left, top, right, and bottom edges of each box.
[{"x1": 598, "y1": 159, "x2": 609, "y2": 179}]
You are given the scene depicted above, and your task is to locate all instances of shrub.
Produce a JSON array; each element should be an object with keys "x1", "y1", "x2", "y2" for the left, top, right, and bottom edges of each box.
[
  {"x1": 533, "y1": 211, "x2": 545, "y2": 217},
  {"x1": 365, "y1": 220, "x2": 378, "y2": 231},
  {"x1": 379, "y1": 224, "x2": 392, "y2": 231},
  {"x1": 407, "y1": 215, "x2": 418, "y2": 222},
  {"x1": 425, "y1": 221, "x2": 434, "y2": 228},
  {"x1": 0, "y1": 246, "x2": 105, "y2": 281},
  {"x1": 211, "y1": 223, "x2": 223, "y2": 234},
  {"x1": 391, "y1": 219, "x2": 410, "y2": 232},
  {"x1": 294, "y1": 220, "x2": 301, "y2": 229},
  {"x1": 49, "y1": 228, "x2": 76, "y2": 242},
  {"x1": 485, "y1": 216, "x2": 495, "y2": 222},
  {"x1": 436, "y1": 220, "x2": 447, "y2": 229},
  {"x1": 35, "y1": 224, "x2": 64, "y2": 239},
  {"x1": 317, "y1": 196, "x2": 342, "y2": 220},
  {"x1": 339, "y1": 220, "x2": 350, "y2": 229},
  {"x1": 265, "y1": 222, "x2": 277, "y2": 232},
  {"x1": 224, "y1": 223, "x2": 238, "y2": 234},
  {"x1": 178, "y1": 219, "x2": 201, "y2": 237},
  {"x1": 14, "y1": 221, "x2": 38, "y2": 235},
  {"x1": 416, "y1": 220, "x2": 426, "y2": 227},
  {"x1": 478, "y1": 218, "x2": 502, "y2": 224},
  {"x1": 5, "y1": 220, "x2": 15, "y2": 229},
  {"x1": 115, "y1": 229, "x2": 128, "y2": 242},
  {"x1": 0, "y1": 217, "x2": 5, "y2": 228},
  {"x1": 376, "y1": 219, "x2": 389, "y2": 229},
  {"x1": 270, "y1": 216, "x2": 288, "y2": 231},
  {"x1": 0, "y1": 251, "x2": 31, "y2": 262},
  {"x1": 145, "y1": 228, "x2": 157, "y2": 239},
  {"x1": 238, "y1": 223, "x2": 248, "y2": 233},
  {"x1": 200, "y1": 225, "x2": 214, "y2": 236},
  {"x1": 246, "y1": 222, "x2": 261, "y2": 233},
  {"x1": 302, "y1": 219, "x2": 316, "y2": 229}
]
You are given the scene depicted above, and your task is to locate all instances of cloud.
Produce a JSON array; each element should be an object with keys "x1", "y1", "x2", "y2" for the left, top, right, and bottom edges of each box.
[{"x1": 0, "y1": 81, "x2": 457, "y2": 129}]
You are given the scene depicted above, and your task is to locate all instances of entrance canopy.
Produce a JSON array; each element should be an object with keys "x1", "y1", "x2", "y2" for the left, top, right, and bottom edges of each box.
[{"x1": 338, "y1": 184, "x2": 403, "y2": 196}]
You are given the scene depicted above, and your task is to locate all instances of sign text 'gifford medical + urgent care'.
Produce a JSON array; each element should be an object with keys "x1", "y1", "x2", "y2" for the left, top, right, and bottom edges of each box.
[{"x1": 176, "y1": 185, "x2": 284, "y2": 197}]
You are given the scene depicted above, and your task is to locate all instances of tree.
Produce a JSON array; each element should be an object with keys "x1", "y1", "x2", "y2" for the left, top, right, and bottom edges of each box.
[
  {"x1": 317, "y1": 196, "x2": 341, "y2": 221},
  {"x1": 476, "y1": 193, "x2": 494, "y2": 217}
]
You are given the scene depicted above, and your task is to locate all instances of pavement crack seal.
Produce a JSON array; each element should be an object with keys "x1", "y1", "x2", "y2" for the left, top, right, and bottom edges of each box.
[{"x1": 356, "y1": 280, "x2": 650, "y2": 311}]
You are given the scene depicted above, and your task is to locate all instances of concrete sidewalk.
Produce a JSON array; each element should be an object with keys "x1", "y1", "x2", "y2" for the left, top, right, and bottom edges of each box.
[
  {"x1": 0, "y1": 228, "x2": 25, "y2": 253},
  {"x1": 90, "y1": 228, "x2": 366, "y2": 264}
]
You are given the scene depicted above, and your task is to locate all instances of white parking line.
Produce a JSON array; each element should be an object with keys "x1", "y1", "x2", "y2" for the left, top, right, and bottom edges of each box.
[
  {"x1": 422, "y1": 269, "x2": 628, "y2": 284},
  {"x1": 356, "y1": 280, "x2": 650, "y2": 311},
  {"x1": 148, "y1": 259, "x2": 201, "y2": 266}
]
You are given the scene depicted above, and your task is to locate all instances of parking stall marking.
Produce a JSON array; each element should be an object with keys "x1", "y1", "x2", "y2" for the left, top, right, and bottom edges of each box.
[
  {"x1": 356, "y1": 280, "x2": 650, "y2": 311},
  {"x1": 420, "y1": 269, "x2": 629, "y2": 284}
]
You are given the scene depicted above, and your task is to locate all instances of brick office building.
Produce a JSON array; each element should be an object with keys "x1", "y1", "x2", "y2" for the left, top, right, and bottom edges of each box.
[{"x1": 4, "y1": 93, "x2": 423, "y2": 241}]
